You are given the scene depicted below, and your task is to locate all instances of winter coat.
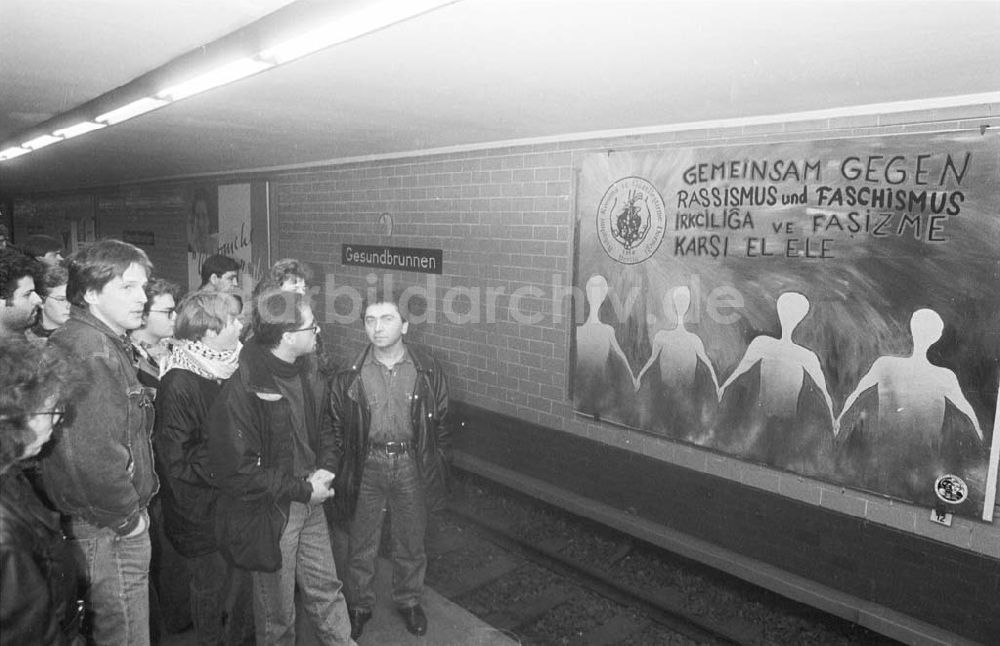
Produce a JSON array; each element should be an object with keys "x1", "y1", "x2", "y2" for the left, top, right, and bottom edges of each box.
[
  {"x1": 0, "y1": 467, "x2": 82, "y2": 645},
  {"x1": 153, "y1": 369, "x2": 222, "y2": 557},
  {"x1": 327, "y1": 343, "x2": 452, "y2": 521},
  {"x1": 205, "y1": 341, "x2": 336, "y2": 571},
  {"x1": 41, "y1": 307, "x2": 158, "y2": 534}
]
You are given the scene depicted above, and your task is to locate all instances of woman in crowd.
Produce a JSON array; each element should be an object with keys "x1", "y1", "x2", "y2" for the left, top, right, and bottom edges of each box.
[
  {"x1": 0, "y1": 338, "x2": 84, "y2": 645},
  {"x1": 153, "y1": 290, "x2": 253, "y2": 645}
]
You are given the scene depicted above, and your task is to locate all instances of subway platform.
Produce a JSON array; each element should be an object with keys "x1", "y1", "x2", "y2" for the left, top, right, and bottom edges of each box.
[{"x1": 163, "y1": 556, "x2": 518, "y2": 645}]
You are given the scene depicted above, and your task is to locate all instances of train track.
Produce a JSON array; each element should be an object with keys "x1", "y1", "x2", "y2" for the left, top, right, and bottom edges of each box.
[
  {"x1": 424, "y1": 471, "x2": 901, "y2": 646},
  {"x1": 435, "y1": 499, "x2": 751, "y2": 645}
]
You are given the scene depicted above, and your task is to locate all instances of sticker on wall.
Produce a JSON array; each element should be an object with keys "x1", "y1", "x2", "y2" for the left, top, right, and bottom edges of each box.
[{"x1": 935, "y1": 474, "x2": 968, "y2": 505}]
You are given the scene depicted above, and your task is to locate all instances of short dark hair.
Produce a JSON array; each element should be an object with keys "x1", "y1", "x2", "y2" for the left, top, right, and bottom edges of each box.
[
  {"x1": 65, "y1": 239, "x2": 153, "y2": 307},
  {"x1": 200, "y1": 254, "x2": 240, "y2": 287},
  {"x1": 174, "y1": 290, "x2": 241, "y2": 342},
  {"x1": 0, "y1": 338, "x2": 84, "y2": 469},
  {"x1": 361, "y1": 286, "x2": 406, "y2": 323},
  {"x1": 0, "y1": 248, "x2": 41, "y2": 301},
  {"x1": 142, "y1": 278, "x2": 181, "y2": 316},
  {"x1": 252, "y1": 289, "x2": 308, "y2": 349},
  {"x1": 38, "y1": 264, "x2": 69, "y2": 298},
  {"x1": 21, "y1": 234, "x2": 63, "y2": 259}
]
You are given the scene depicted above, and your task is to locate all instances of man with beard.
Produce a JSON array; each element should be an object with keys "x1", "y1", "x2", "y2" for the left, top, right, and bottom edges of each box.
[{"x1": 0, "y1": 248, "x2": 43, "y2": 338}]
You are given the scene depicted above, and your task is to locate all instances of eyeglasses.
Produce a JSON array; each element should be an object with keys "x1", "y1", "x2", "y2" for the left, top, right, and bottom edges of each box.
[
  {"x1": 289, "y1": 322, "x2": 320, "y2": 333},
  {"x1": 150, "y1": 308, "x2": 177, "y2": 317},
  {"x1": 46, "y1": 295, "x2": 68, "y2": 303}
]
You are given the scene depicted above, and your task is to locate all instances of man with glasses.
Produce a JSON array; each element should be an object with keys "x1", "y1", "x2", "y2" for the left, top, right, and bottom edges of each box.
[
  {"x1": 130, "y1": 278, "x2": 181, "y2": 389},
  {"x1": 206, "y1": 288, "x2": 353, "y2": 645},
  {"x1": 26, "y1": 264, "x2": 70, "y2": 346}
]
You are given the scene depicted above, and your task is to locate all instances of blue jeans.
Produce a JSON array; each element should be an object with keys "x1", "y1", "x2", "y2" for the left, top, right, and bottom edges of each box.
[
  {"x1": 252, "y1": 501, "x2": 353, "y2": 645},
  {"x1": 68, "y1": 514, "x2": 151, "y2": 646},
  {"x1": 347, "y1": 448, "x2": 428, "y2": 611},
  {"x1": 187, "y1": 550, "x2": 254, "y2": 646}
]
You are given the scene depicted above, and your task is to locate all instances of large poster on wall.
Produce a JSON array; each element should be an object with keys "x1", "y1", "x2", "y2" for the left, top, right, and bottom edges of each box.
[{"x1": 572, "y1": 131, "x2": 999, "y2": 519}]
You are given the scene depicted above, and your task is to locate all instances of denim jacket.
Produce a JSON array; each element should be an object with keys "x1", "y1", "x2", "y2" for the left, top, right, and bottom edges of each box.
[{"x1": 41, "y1": 307, "x2": 158, "y2": 535}]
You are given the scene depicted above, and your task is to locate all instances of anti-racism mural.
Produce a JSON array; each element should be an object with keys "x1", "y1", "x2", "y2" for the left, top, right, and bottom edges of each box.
[{"x1": 572, "y1": 131, "x2": 999, "y2": 519}]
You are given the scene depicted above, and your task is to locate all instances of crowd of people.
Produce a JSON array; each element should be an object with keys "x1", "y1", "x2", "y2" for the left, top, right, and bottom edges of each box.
[{"x1": 0, "y1": 234, "x2": 453, "y2": 645}]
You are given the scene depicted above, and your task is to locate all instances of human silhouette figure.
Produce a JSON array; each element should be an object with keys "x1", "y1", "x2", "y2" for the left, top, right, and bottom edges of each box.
[
  {"x1": 714, "y1": 292, "x2": 835, "y2": 472},
  {"x1": 835, "y1": 309, "x2": 984, "y2": 502},
  {"x1": 573, "y1": 274, "x2": 638, "y2": 425},
  {"x1": 634, "y1": 286, "x2": 720, "y2": 441},
  {"x1": 636, "y1": 286, "x2": 721, "y2": 395},
  {"x1": 720, "y1": 291, "x2": 835, "y2": 423}
]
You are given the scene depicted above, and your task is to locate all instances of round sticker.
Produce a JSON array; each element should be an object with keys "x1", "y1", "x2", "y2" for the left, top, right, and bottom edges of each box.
[
  {"x1": 934, "y1": 474, "x2": 968, "y2": 505},
  {"x1": 596, "y1": 176, "x2": 666, "y2": 265}
]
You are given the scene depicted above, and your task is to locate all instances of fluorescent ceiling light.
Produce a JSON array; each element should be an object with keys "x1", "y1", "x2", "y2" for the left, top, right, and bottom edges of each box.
[
  {"x1": 158, "y1": 58, "x2": 273, "y2": 101},
  {"x1": 53, "y1": 121, "x2": 107, "y2": 140},
  {"x1": 22, "y1": 134, "x2": 63, "y2": 150},
  {"x1": 0, "y1": 146, "x2": 31, "y2": 161},
  {"x1": 261, "y1": 0, "x2": 456, "y2": 64},
  {"x1": 96, "y1": 97, "x2": 169, "y2": 125}
]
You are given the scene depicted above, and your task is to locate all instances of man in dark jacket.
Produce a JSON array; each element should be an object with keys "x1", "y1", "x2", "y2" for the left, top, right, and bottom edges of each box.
[
  {"x1": 39, "y1": 239, "x2": 158, "y2": 645},
  {"x1": 329, "y1": 291, "x2": 451, "y2": 639},
  {"x1": 206, "y1": 289, "x2": 352, "y2": 645}
]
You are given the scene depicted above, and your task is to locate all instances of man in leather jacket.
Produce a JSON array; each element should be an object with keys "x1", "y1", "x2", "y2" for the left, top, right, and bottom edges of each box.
[{"x1": 328, "y1": 291, "x2": 451, "y2": 639}]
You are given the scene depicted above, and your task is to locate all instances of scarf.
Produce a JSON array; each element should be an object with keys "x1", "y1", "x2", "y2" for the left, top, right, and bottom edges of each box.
[{"x1": 161, "y1": 339, "x2": 241, "y2": 382}]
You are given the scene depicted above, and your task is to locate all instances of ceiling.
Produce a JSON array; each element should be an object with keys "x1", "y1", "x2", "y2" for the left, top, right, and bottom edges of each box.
[{"x1": 2, "y1": 0, "x2": 999, "y2": 196}]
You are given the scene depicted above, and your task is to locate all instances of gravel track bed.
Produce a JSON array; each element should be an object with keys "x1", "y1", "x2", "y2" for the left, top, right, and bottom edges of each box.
[{"x1": 426, "y1": 470, "x2": 901, "y2": 646}]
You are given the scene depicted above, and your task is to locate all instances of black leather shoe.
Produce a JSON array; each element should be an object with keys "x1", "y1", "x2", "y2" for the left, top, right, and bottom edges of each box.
[
  {"x1": 399, "y1": 604, "x2": 427, "y2": 636},
  {"x1": 349, "y1": 608, "x2": 372, "y2": 640}
]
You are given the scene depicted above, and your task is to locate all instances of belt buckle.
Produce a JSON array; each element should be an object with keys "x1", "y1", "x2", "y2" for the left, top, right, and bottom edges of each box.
[{"x1": 385, "y1": 441, "x2": 406, "y2": 455}]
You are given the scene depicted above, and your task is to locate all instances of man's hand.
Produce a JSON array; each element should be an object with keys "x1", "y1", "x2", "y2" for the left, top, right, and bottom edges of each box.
[
  {"x1": 307, "y1": 469, "x2": 336, "y2": 504},
  {"x1": 310, "y1": 468, "x2": 335, "y2": 488}
]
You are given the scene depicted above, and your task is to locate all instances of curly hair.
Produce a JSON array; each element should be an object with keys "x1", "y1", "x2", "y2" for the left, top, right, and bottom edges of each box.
[
  {"x1": 0, "y1": 248, "x2": 41, "y2": 301},
  {"x1": 0, "y1": 338, "x2": 85, "y2": 470}
]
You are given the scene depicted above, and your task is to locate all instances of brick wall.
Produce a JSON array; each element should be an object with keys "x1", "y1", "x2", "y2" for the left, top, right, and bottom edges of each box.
[{"x1": 266, "y1": 104, "x2": 1000, "y2": 562}]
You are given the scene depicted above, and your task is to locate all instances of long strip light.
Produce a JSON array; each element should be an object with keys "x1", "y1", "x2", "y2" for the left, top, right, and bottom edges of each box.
[
  {"x1": 53, "y1": 121, "x2": 106, "y2": 139},
  {"x1": 158, "y1": 58, "x2": 273, "y2": 101},
  {"x1": 0, "y1": 146, "x2": 30, "y2": 161},
  {"x1": 22, "y1": 134, "x2": 63, "y2": 150},
  {"x1": 1, "y1": 0, "x2": 458, "y2": 163},
  {"x1": 96, "y1": 97, "x2": 169, "y2": 125},
  {"x1": 261, "y1": 0, "x2": 456, "y2": 64}
]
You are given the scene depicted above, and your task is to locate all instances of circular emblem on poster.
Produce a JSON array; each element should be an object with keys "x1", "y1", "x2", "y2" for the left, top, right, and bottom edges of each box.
[
  {"x1": 934, "y1": 474, "x2": 968, "y2": 505},
  {"x1": 596, "y1": 176, "x2": 666, "y2": 265}
]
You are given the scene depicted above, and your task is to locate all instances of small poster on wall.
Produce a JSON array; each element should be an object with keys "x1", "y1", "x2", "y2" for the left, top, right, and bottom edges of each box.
[
  {"x1": 571, "y1": 130, "x2": 999, "y2": 520},
  {"x1": 186, "y1": 183, "x2": 262, "y2": 294}
]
